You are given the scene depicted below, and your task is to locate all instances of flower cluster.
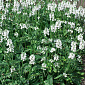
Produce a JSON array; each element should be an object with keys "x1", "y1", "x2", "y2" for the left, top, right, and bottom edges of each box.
[
  {"x1": 21, "y1": 52, "x2": 27, "y2": 61},
  {"x1": 29, "y1": 54, "x2": 35, "y2": 65}
]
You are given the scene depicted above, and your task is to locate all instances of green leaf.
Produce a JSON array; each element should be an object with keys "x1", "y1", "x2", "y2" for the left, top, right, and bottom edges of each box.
[
  {"x1": 54, "y1": 74, "x2": 62, "y2": 79},
  {"x1": 0, "y1": 50, "x2": 2, "y2": 53},
  {"x1": 44, "y1": 75, "x2": 53, "y2": 85}
]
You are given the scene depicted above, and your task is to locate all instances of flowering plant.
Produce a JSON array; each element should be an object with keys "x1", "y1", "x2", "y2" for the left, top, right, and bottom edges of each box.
[{"x1": 0, "y1": 0, "x2": 85, "y2": 85}]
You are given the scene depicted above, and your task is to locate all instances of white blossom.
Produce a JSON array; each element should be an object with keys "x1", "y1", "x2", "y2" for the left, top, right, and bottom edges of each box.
[
  {"x1": 12, "y1": 0, "x2": 20, "y2": 12},
  {"x1": 41, "y1": 50, "x2": 45, "y2": 54},
  {"x1": 29, "y1": 5, "x2": 41, "y2": 17},
  {"x1": 51, "y1": 24, "x2": 57, "y2": 33},
  {"x1": 2, "y1": 29, "x2": 9, "y2": 40},
  {"x1": 29, "y1": 54, "x2": 35, "y2": 61},
  {"x1": 47, "y1": 2, "x2": 57, "y2": 12},
  {"x1": 0, "y1": 36, "x2": 3, "y2": 43},
  {"x1": 54, "y1": 62, "x2": 59, "y2": 67},
  {"x1": 29, "y1": 54, "x2": 35, "y2": 64},
  {"x1": 77, "y1": 55, "x2": 81, "y2": 62},
  {"x1": 41, "y1": 39, "x2": 47, "y2": 43},
  {"x1": 50, "y1": 48, "x2": 56, "y2": 53},
  {"x1": 34, "y1": 27, "x2": 39, "y2": 30},
  {"x1": 48, "y1": 38, "x2": 52, "y2": 42},
  {"x1": 0, "y1": 0, "x2": 4, "y2": 10},
  {"x1": 71, "y1": 41, "x2": 77, "y2": 52},
  {"x1": 68, "y1": 22, "x2": 75, "y2": 29},
  {"x1": 79, "y1": 40, "x2": 85, "y2": 50},
  {"x1": 6, "y1": 46, "x2": 14, "y2": 53},
  {"x1": 49, "y1": 59, "x2": 54, "y2": 63},
  {"x1": 42, "y1": 63, "x2": 46, "y2": 68},
  {"x1": 49, "y1": 12, "x2": 55, "y2": 21},
  {"x1": 37, "y1": 46, "x2": 41, "y2": 50},
  {"x1": 41, "y1": 57, "x2": 46, "y2": 61},
  {"x1": 55, "y1": 20, "x2": 62, "y2": 29},
  {"x1": 10, "y1": 66, "x2": 15, "y2": 73},
  {"x1": 14, "y1": 32, "x2": 18, "y2": 37},
  {"x1": 75, "y1": 27, "x2": 82, "y2": 33},
  {"x1": 54, "y1": 39, "x2": 62, "y2": 49},
  {"x1": 77, "y1": 34, "x2": 83, "y2": 41},
  {"x1": 68, "y1": 29, "x2": 73, "y2": 33},
  {"x1": 1, "y1": 14, "x2": 6, "y2": 20},
  {"x1": 6, "y1": 3, "x2": 10, "y2": 8},
  {"x1": 63, "y1": 73, "x2": 67, "y2": 77},
  {"x1": 6, "y1": 39, "x2": 12, "y2": 46},
  {"x1": 21, "y1": 52, "x2": 27, "y2": 61},
  {"x1": 68, "y1": 53, "x2": 75, "y2": 59},
  {"x1": 54, "y1": 54, "x2": 59, "y2": 61},
  {"x1": 43, "y1": 28, "x2": 49, "y2": 36},
  {"x1": 29, "y1": 60, "x2": 35, "y2": 65},
  {"x1": 20, "y1": 23, "x2": 27, "y2": 29}
]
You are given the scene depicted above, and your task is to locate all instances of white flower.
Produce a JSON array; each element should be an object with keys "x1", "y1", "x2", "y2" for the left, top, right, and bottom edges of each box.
[
  {"x1": 6, "y1": 46, "x2": 14, "y2": 53},
  {"x1": 37, "y1": 46, "x2": 41, "y2": 50},
  {"x1": 75, "y1": 27, "x2": 82, "y2": 33},
  {"x1": 68, "y1": 53, "x2": 75, "y2": 59},
  {"x1": 21, "y1": 52, "x2": 26, "y2": 61},
  {"x1": 68, "y1": 22, "x2": 75, "y2": 29},
  {"x1": 10, "y1": 66, "x2": 15, "y2": 73},
  {"x1": 79, "y1": 40, "x2": 85, "y2": 50},
  {"x1": 29, "y1": 61, "x2": 35, "y2": 65},
  {"x1": 41, "y1": 50, "x2": 45, "y2": 54},
  {"x1": 17, "y1": 11, "x2": 21, "y2": 14},
  {"x1": 49, "y1": 59, "x2": 54, "y2": 63},
  {"x1": 71, "y1": 41, "x2": 77, "y2": 52},
  {"x1": 48, "y1": 38, "x2": 52, "y2": 42},
  {"x1": 6, "y1": 39, "x2": 14, "y2": 53},
  {"x1": 54, "y1": 62, "x2": 59, "y2": 67},
  {"x1": 34, "y1": 27, "x2": 39, "y2": 30},
  {"x1": 54, "y1": 54, "x2": 59, "y2": 61},
  {"x1": 68, "y1": 29, "x2": 73, "y2": 33},
  {"x1": 49, "y1": 12, "x2": 55, "y2": 21},
  {"x1": 20, "y1": 23, "x2": 27, "y2": 29},
  {"x1": 55, "y1": 20, "x2": 62, "y2": 29},
  {"x1": 43, "y1": 28, "x2": 49, "y2": 36},
  {"x1": 41, "y1": 57, "x2": 46, "y2": 61},
  {"x1": 0, "y1": 36, "x2": 3, "y2": 43},
  {"x1": 2, "y1": 29, "x2": 9, "y2": 40},
  {"x1": 63, "y1": 73, "x2": 67, "y2": 77},
  {"x1": 47, "y1": 2, "x2": 57, "y2": 12},
  {"x1": 78, "y1": 55, "x2": 81, "y2": 58},
  {"x1": 54, "y1": 39, "x2": 62, "y2": 49},
  {"x1": 6, "y1": 3, "x2": 10, "y2": 8},
  {"x1": 42, "y1": 47, "x2": 48, "y2": 51},
  {"x1": 1, "y1": 14, "x2": 6, "y2": 20},
  {"x1": 50, "y1": 48, "x2": 56, "y2": 53},
  {"x1": 77, "y1": 34, "x2": 83, "y2": 41},
  {"x1": 41, "y1": 63, "x2": 47, "y2": 70},
  {"x1": 77, "y1": 55, "x2": 81, "y2": 62},
  {"x1": 12, "y1": 0, "x2": 20, "y2": 12},
  {"x1": 14, "y1": 32, "x2": 18, "y2": 37},
  {"x1": 6, "y1": 39, "x2": 12, "y2": 46},
  {"x1": 0, "y1": 0, "x2": 4, "y2": 10},
  {"x1": 42, "y1": 63, "x2": 46, "y2": 68},
  {"x1": 29, "y1": 5, "x2": 41, "y2": 17},
  {"x1": 41, "y1": 39, "x2": 47, "y2": 43},
  {"x1": 29, "y1": 54, "x2": 35, "y2": 61},
  {"x1": 51, "y1": 24, "x2": 56, "y2": 33}
]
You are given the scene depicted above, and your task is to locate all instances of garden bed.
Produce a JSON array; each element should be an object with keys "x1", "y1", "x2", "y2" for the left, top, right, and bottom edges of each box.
[{"x1": 0, "y1": 0, "x2": 85, "y2": 85}]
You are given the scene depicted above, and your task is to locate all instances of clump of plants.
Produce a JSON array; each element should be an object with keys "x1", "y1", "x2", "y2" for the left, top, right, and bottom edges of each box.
[{"x1": 0, "y1": 0, "x2": 85, "y2": 85}]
